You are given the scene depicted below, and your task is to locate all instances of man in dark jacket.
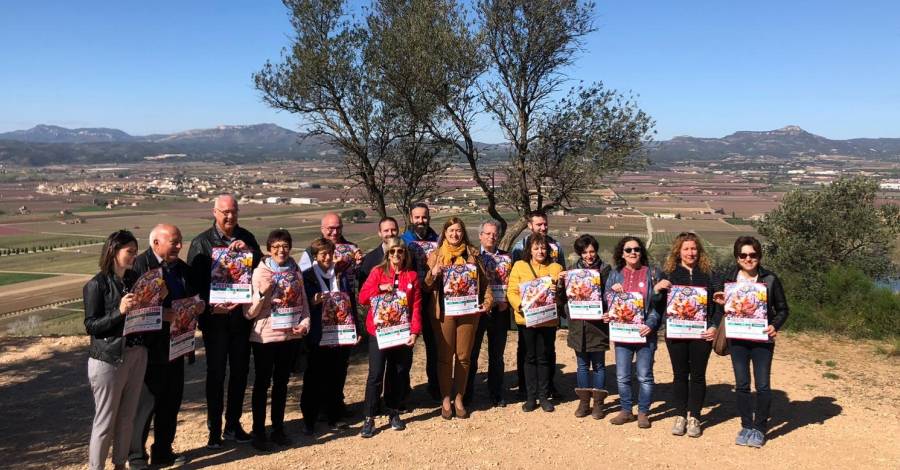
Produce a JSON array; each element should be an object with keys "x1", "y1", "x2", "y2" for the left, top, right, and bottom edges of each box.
[
  {"x1": 129, "y1": 224, "x2": 195, "y2": 469},
  {"x1": 357, "y1": 216, "x2": 399, "y2": 285},
  {"x1": 186, "y1": 194, "x2": 262, "y2": 449},
  {"x1": 299, "y1": 212, "x2": 363, "y2": 272}
]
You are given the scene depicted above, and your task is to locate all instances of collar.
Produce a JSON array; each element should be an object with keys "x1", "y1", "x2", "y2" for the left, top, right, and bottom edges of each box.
[
  {"x1": 214, "y1": 223, "x2": 236, "y2": 242},
  {"x1": 480, "y1": 245, "x2": 498, "y2": 255}
]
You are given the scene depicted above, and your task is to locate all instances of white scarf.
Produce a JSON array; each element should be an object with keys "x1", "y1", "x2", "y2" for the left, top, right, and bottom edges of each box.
[{"x1": 313, "y1": 262, "x2": 339, "y2": 293}]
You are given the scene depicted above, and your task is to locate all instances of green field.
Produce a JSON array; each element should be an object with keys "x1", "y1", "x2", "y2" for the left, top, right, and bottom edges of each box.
[{"x1": 0, "y1": 272, "x2": 56, "y2": 286}]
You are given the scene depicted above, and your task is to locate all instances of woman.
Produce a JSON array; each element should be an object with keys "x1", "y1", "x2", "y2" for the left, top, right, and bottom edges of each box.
[
  {"x1": 654, "y1": 232, "x2": 721, "y2": 438},
  {"x1": 244, "y1": 229, "x2": 310, "y2": 452},
  {"x1": 301, "y1": 237, "x2": 362, "y2": 432},
  {"x1": 507, "y1": 233, "x2": 563, "y2": 413},
  {"x1": 713, "y1": 236, "x2": 788, "y2": 448},
  {"x1": 564, "y1": 234, "x2": 610, "y2": 419},
  {"x1": 84, "y1": 230, "x2": 147, "y2": 470},
  {"x1": 425, "y1": 217, "x2": 493, "y2": 419},
  {"x1": 358, "y1": 237, "x2": 422, "y2": 438},
  {"x1": 605, "y1": 236, "x2": 663, "y2": 429}
]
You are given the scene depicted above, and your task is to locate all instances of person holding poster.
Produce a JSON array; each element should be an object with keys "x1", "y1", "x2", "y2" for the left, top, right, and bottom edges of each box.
[
  {"x1": 128, "y1": 224, "x2": 197, "y2": 469},
  {"x1": 358, "y1": 237, "x2": 422, "y2": 438},
  {"x1": 425, "y1": 217, "x2": 493, "y2": 420},
  {"x1": 298, "y1": 212, "x2": 363, "y2": 273},
  {"x1": 84, "y1": 230, "x2": 146, "y2": 470},
  {"x1": 243, "y1": 229, "x2": 309, "y2": 451},
  {"x1": 604, "y1": 236, "x2": 663, "y2": 429},
  {"x1": 358, "y1": 216, "x2": 400, "y2": 285},
  {"x1": 186, "y1": 194, "x2": 262, "y2": 448},
  {"x1": 301, "y1": 238, "x2": 362, "y2": 434},
  {"x1": 563, "y1": 234, "x2": 611, "y2": 419},
  {"x1": 712, "y1": 236, "x2": 788, "y2": 448},
  {"x1": 654, "y1": 232, "x2": 721, "y2": 438},
  {"x1": 507, "y1": 234, "x2": 564, "y2": 413},
  {"x1": 463, "y1": 220, "x2": 511, "y2": 408}
]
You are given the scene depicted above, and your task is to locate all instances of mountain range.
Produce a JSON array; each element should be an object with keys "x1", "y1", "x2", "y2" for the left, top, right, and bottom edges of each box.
[{"x1": 1, "y1": 123, "x2": 898, "y2": 166}]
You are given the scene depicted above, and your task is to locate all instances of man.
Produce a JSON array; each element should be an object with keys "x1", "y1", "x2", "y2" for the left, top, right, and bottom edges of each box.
[
  {"x1": 400, "y1": 202, "x2": 440, "y2": 400},
  {"x1": 510, "y1": 210, "x2": 565, "y2": 400},
  {"x1": 129, "y1": 224, "x2": 195, "y2": 469},
  {"x1": 187, "y1": 194, "x2": 262, "y2": 449},
  {"x1": 357, "y1": 216, "x2": 399, "y2": 285},
  {"x1": 463, "y1": 220, "x2": 510, "y2": 408},
  {"x1": 299, "y1": 212, "x2": 363, "y2": 272}
]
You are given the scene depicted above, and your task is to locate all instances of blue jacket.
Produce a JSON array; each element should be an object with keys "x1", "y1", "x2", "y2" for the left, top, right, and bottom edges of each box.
[
  {"x1": 401, "y1": 227, "x2": 438, "y2": 283},
  {"x1": 604, "y1": 265, "x2": 664, "y2": 335}
]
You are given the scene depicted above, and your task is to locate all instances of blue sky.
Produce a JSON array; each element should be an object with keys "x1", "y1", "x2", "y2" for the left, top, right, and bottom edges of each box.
[{"x1": 1, "y1": 1, "x2": 897, "y2": 140}]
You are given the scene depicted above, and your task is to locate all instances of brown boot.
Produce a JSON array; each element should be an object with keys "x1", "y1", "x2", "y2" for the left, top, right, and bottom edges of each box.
[
  {"x1": 637, "y1": 412, "x2": 651, "y2": 429},
  {"x1": 574, "y1": 389, "x2": 592, "y2": 418},
  {"x1": 609, "y1": 410, "x2": 636, "y2": 425},
  {"x1": 591, "y1": 389, "x2": 608, "y2": 420}
]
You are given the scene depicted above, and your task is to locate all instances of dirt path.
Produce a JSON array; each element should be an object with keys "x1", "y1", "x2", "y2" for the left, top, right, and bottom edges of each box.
[{"x1": 1, "y1": 331, "x2": 897, "y2": 469}]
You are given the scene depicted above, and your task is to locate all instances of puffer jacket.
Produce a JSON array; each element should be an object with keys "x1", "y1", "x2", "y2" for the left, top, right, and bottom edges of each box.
[{"x1": 83, "y1": 270, "x2": 139, "y2": 364}]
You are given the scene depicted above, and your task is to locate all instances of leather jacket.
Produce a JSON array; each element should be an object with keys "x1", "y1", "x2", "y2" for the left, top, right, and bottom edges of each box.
[{"x1": 83, "y1": 270, "x2": 138, "y2": 364}]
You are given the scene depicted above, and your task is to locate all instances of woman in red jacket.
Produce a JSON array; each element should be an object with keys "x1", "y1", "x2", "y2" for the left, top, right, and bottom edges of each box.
[{"x1": 358, "y1": 237, "x2": 422, "y2": 438}]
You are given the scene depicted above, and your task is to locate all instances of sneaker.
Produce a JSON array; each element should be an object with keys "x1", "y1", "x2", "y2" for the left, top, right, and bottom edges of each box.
[
  {"x1": 206, "y1": 435, "x2": 223, "y2": 450},
  {"x1": 251, "y1": 435, "x2": 272, "y2": 452},
  {"x1": 686, "y1": 417, "x2": 702, "y2": 437},
  {"x1": 128, "y1": 459, "x2": 149, "y2": 470},
  {"x1": 389, "y1": 414, "x2": 406, "y2": 431},
  {"x1": 223, "y1": 427, "x2": 252, "y2": 443},
  {"x1": 360, "y1": 417, "x2": 376, "y2": 438},
  {"x1": 747, "y1": 429, "x2": 766, "y2": 448},
  {"x1": 540, "y1": 399, "x2": 555, "y2": 412},
  {"x1": 150, "y1": 452, "x2": 188, "y2": 467},
  {"x1": 270, "y1": 430, "x2": 292, "y2": 446},
  {"x1": 671, "y1": 416, "x2": 687, "y2": 436},
  {"x1": 610, "y1": 411, "x2": 636, "y2": 425},
  {"x1": 637, "y1": 412, "x2": 651, "y2": 429},
  {"x1": 521, "y1": 400, "x2": 538, "y2": 412},
  {"x1": 735, "y1": 428, "x2": 752, "y2": 446}
]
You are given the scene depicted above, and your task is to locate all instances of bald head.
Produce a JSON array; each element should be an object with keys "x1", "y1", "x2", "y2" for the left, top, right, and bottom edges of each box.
[
  {"x1": 321, "y1": 212, "x2": 343, "y2": 243},
  {"x1": 213, "y1": 194, "x2": 239, "y2": 235},
  {"x1": 149, "y1": 223, "x2": 183, "y2": 262}
]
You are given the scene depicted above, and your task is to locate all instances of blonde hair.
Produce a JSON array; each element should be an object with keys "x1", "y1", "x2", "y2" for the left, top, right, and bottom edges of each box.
[
  {"x1": 663, "y1": 232, "x2": 712, "y2": 273},
  {"x1": 377, "y1": 237, "x2": 412, "y2": 272}
]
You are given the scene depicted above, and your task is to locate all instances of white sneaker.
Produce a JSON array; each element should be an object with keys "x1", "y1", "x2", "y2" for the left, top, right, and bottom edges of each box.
[
  {"x1": 686, "y1": 416, "x2": 702, "y2": 437},
  {"x1": 671, "y1": 416, "x2": 687, "y2": 436}
]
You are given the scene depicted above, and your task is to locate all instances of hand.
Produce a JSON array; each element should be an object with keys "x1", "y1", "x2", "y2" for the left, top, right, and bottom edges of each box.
[
  {"x1": 292, "y1": 323, "x2": 309, "y2": 336},
  {"x1": 260, "y1": 280, "x2": 275, "y2": 297},
  {"x1": 611, "y1": 283, "x2": 624, "y2": 293},
  {"x1": 653, "y1": 279, "x2": 672, "y2": 293},
  {"x1": 601, "y1": 313, "x2": 611, "y2": 323},
  {"x1": 430, "y1": 264, "x2": 443, "y2": 277},
  {"x1": 228, "y1": 240, "x2": 248, "y2": 251},
  {"x1": 378, "y1": 283, "x2": 394, "y2": 293},
  {"x1": 353, "y1": 250, "x2": 364, "y2": 265},
  {"x1": 765, "y1": 325, "x2": 777, "y2": 338},
  {"x1": 119, "y1": 293, "x2": 136, "y2": 315},
  {"x1": 313, "y1": 292, "x2": 325, "y2": 305},
  {"x1": 701, "y1": 326, "x2": 717, "y2": 341},
  {"x1": 212, "y1": 302, "x2": 236, "y2": 314},
  {"x1": 638, "y1": 325, "x2": 652, "y2": 337},
  {"x1": 712, "y1": 292, "x2": 726, "y2": 305},
  {"x1": 477, "y1": 302, "x2": 491, "y2": 314},
  {"x1": 405, "y1": 333, "x2": 418, "y2": 347}
]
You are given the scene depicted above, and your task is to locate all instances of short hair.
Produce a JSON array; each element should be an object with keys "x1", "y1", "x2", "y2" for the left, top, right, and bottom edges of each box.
[
  {"x1": 265, "y1": 229, "x2": 292, "y2": 250},
  {"x1": 377, "y1": 237, "x2": 413, "y2": 272},
  {"x1": 612, "y1": 236, "x2": 649, "y2": 271},
  {"x1": 379, "y1": 216, "x2": 399, "y2": 230},
  {"x1": 527, "y1": 209, "x2": 548, "y2": 222},
  {"x1": 309, "y1": 237, "x2": 336, "y2": 256},
  {"x1": 733, "y1": 236, "x2": 763, "y2": 260},
  {"x1": 99, "y1": 229, "x2": 138, "y2": 275},
  {"x1": 409, "y1": 202, "x2": 430, "y2": 214},
  {"x1": 438, "y1": 217, "x2": 475, "y2": 248},
  {"x1": 479, "y1": 220, "x2": 501, "y2": 233},
  {"x1": 522, "y1": 233, "x2": 551, "y2": 264},
  {"x1": 663, "y1": 232, "x2": 712, "y2": 273},
  {"x1": 573, "y1": 234, "x2": 599, "y2": 255}
]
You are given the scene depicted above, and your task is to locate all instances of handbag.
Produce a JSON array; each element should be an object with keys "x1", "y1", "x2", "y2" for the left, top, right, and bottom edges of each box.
[{"x1": 713, "y1": 321, "x2": 729, "y2": 356}]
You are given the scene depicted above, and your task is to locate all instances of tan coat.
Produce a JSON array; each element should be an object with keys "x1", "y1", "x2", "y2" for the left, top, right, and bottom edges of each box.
[{"x1": 423, "y1": 245, "x2": 494, "y2": 319}]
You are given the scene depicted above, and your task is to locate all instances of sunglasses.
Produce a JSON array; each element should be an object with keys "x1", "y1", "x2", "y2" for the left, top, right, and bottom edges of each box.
[
  {"x1": 623, "y1": 247, "x2": 641, "y2": 254},
  {"x1": 388, "y1": 249, "x2": 406, "y2": 255},
  {"x1": 738, "y1": 252, "x2": 759, "y2": 260}
]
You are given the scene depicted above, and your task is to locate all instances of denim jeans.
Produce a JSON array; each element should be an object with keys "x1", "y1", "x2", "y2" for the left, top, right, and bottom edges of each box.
[
  {"x1": 615, "y1": 340, "x2": 656, "y2": 414},
  {"x1": 730, "y1": 339, "x2": 775, "y2": 432},
  {"x1": 575, "y1": 351, "x2": 606, "y2": 389}
]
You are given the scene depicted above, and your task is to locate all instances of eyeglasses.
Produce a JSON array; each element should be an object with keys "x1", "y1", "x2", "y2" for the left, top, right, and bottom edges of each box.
[
  {"x1": 388, "y1": 249, "x2": 406, "y2": 255},
  {"x1": 323, "y1": 226, "x2": 342, "y2": 232},
  {"x1": 623, "y1": 247, "x2": 641, "y2": 254},
  {"x1": 215, "y1": 208, "x2": 237, "y2": 216},
  {"x1": 738, "y1": 252, "x2": 759, "y2": 260},
  {"x1": 270, "y1": 244, "x2": 291, "y2": 252}
]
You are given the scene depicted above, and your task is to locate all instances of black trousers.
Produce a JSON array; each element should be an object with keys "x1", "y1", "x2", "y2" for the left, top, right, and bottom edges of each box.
[
  {"x1": 363, "y1": 339, "x2": 413, "y2": 417},
  {"x1": 202, "y1": 315, "x2": 252, "y2": 435},
  {"x1": 420, "y1": 291, "x2": 439, "y2": 393},
  {"x1": 665, "y1": 338, "x2": 712, "y2": 418},
  {"x1": 465, "y1": 307, "x2": 509, "y2": 402},
  {"x1": 250, "y1": 340, "x2": 299, "y2": 435},
  {"x1": 517, "y1": 324, "x2": 557, "y2": 394},
  {"x1": 135, "y1": 357, "x2": 184, "y2": 459},
  {"x1": 300, "y1": 344, "x2": 352, "y2": 426},
  {"x1": 730, "y1": 340, "x2": 775, "y2": 432},
  {"x1": 522, "y1": 326, "x2": 556, "y2": 402}
]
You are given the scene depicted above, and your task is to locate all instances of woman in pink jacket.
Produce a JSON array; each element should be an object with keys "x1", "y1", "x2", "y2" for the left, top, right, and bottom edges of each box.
[{"x1": 244, "y1": 229, "x2": 310, "y2": 451}]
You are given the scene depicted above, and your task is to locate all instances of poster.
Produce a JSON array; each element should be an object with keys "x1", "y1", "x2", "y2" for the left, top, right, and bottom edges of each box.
[
  {"x1": 373, "y1": 291, "x2": 411, "y2": 349},
  {"x1": 519, "y1": 276, "x2": 558, "y2": 327},
  {"x1": 409, "y1": 240, "x2": 438, "y2": 260},
  {"x1": 443, "y1": 263, "x2": 480, "y2": 316},
  {"x1": 168, "y1": 295, "x2": 203, "y2": 361},
  {"x1": 607, "y1": 292, "x2": 646, "y2": 344},
  {"x1": 269, "y1": 270, "x2": 307, "y2": 331},
  {"x1": 665, "y1": 285, "x2": 708, "y2": 339},
  {"x1": 724, "y1": 282, "x2": 769, "y2": 341},
  {"x1": 548, "y1": 241, "x2": 561, "y2": 264},
  {"x1": 565, "y1": 269, "x2": 604, "y2": 320},
  {"x1": 482, "y1": 252, "x2": 512, "y2": 303},
  {"x1": 320, "y1": 292, "x2": 358, "y2": 346},
  {"x1": 124, "y1": 268, "x2": 164, "y2": 335},
  {"x1": 209, "y1": 248, "x2": 253, "y2": 304},
  {"x1": 334, "y1": 243, "x2": 359, "y2": 274}
]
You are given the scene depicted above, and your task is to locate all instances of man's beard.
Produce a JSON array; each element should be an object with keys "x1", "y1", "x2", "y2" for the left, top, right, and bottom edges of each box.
[{"x1": 413, "y1": 223, "x2": 430, "y2": 238}]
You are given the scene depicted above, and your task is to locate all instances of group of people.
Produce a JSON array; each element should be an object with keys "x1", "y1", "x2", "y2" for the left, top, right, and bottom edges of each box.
[{"x1": 84, "y1": 196, "x2": 788, "y2": 470}]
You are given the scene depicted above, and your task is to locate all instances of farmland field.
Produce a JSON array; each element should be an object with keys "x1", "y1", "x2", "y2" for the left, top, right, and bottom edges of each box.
[{"x1": 0, "y1": 272, "x2": 55, "y2": 286}]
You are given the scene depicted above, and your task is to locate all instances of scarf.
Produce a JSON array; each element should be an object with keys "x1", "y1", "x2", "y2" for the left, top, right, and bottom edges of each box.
[
  {"x1": 438, "y1": 241, "x2": 467, "y2": 266},
  {"x1": 313, "y1": 262, "x2": 339, "y2": 293},
  {"x1": 575, "y1": 257, "x2": 602, "y2": 270},
  {"x1": 265, "y1": 256, "x2": 295, "y2": 273}
]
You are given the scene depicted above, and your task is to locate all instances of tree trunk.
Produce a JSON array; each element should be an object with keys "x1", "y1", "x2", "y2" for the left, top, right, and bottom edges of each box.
[{"x1": 499, "y1": 216, "x2": 529, "y2": 251}]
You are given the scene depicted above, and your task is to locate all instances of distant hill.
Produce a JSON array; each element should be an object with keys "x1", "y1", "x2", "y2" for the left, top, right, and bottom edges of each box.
[{"x1": 650, "y1": 125, "x2": 900, "y2": 162}]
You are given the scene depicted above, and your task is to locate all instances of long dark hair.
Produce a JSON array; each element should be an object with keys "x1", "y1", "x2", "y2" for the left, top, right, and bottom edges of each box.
[
  {"x1": 437, "y1": 216, "x2": 475, "y2": 248},
  {"x1": 98, "y1": 229, "x2": 138, "y2": 275},
  {"x1": 612, "y1": 236, "x2": 648, "y2": 270}
]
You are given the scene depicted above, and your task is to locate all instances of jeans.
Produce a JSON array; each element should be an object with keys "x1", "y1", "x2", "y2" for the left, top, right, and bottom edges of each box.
[
  {"x1": 522, "y1": 326, "x2": 556, "y2": 401},
  {"x1": 465, "y1": 307, "x2": 509, "y2": 402},
  {"x1": 615, "y1": 340, "x2": 656, "y2": 414},
  {"x1": 202, "y1": 315, "x2": 252, "y2": 436},
  {"x1": 363, "y1": 339, "x2": 413, "y2": 417},
  {"x1": 129, "y1": 356, "x2": 184, "y2": 462},
  {"x1": 665, "y1": 338, "x2": 712, "y2": 418},
  {"x1": 301, "y1": 344, "x2": 352, "y2": 426},
  {"x1": 575, "y1": 351, "x2": 606, "y2": 389},
  {"x1": 251, "y1": 340, "x2": 299, "y2": 436},
  {"x1": 730, "y1": 339, "x2": 775, "y2": 432}
]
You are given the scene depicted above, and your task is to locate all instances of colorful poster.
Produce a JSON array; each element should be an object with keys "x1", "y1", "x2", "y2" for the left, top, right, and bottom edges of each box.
[
  {"x1": 548, "y1": 241, "x2": 561, "y2": 264},
  {"x1": 724, "y1": 282, "x2": 769, "y2": 341},
  {"x1": 666, "y1": 285, "x2": 708, "y2": 339},
  {"x1": 124, "y1": 268, "x2": 165, "y2": 335},
  {"x1": 334, "y1": 243, "x2": 359, "y2": 274},
  {"x1": 409, "y1": 241, "x2": 438, "y2": 260},
  {"x1": 565, "y1": 269, "x2": 604, "y2": 320},
  {"x1": 373, "y1": 291, "x2": 411, "y2": 349},
  {"x1": 168, "y1": 295, "x2": 203, "y2": 361},
  {"x1": 269, "y1": 270, "x2": 307, "y2": 330},
  {"x1": 320, "y1": 292, "x2": 358, "y2": 346},
  {"x1": 482, "y1": 252, "x2": 512, "y2": 303},
  {"x1": 209, "y1": 248, "x2": 253, "y2": 304},
  {"x1": 607, "y1": 292, "x2": 646, "y2": 344},
  {"x1": 520, "y1": 276, "x2": 558, "y2": 327},
  {"x1": 443, "y1": 263, "x2": 480, "y2": 316}
]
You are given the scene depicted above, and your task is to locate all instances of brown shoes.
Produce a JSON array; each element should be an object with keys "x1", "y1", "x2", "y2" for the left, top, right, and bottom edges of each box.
[
  {"x1": 591, "y1": 389, "x2": 608, "y2": 420},
  {"x1": 609, "y1": 410, "x2": 636, "y2": 425},
  {"x1": 574, "y1": 389, "x2": 592, "y2": 418},
  {"x1": 637, "y1": 412, "x2": 651, "y2": 428}
]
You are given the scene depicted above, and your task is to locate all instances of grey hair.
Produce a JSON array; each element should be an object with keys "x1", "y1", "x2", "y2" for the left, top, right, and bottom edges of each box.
[{"x1": 479, "y1": 220, "x2": 501, "y2": 233}]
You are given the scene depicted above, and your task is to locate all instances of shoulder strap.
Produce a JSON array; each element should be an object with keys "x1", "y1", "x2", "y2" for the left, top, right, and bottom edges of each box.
[{"x1": 527, "y1": 262, "x2": 538, "y2": 279}]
